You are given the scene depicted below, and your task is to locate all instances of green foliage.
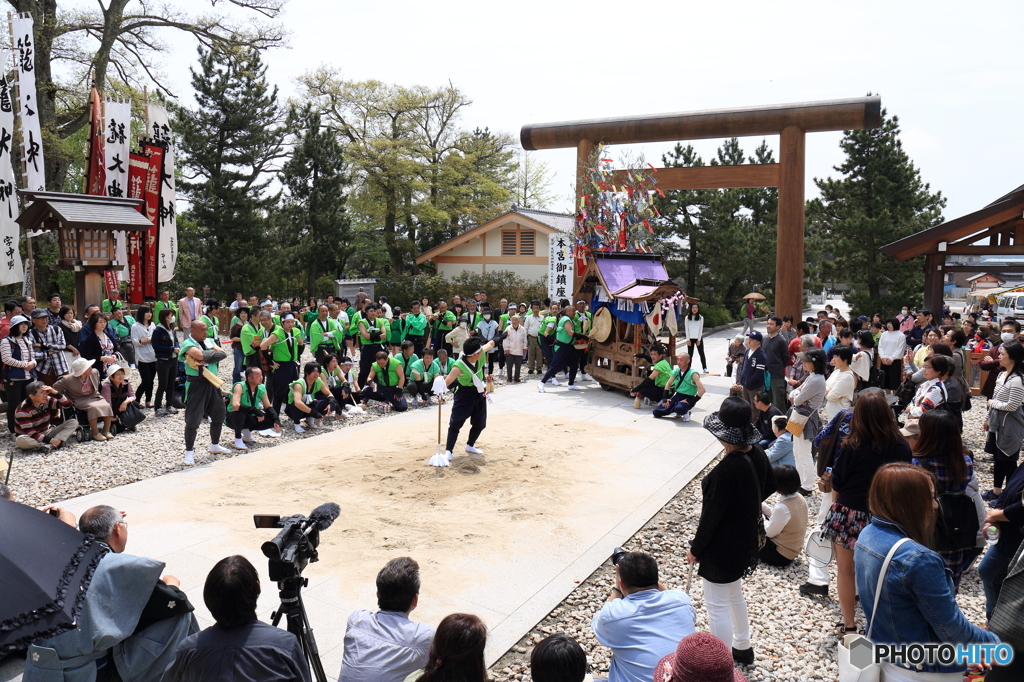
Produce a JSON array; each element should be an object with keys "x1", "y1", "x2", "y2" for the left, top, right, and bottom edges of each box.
[
  {"x1": 375, "y1": 270, "x2": 546, "y2": 309},
  {"x1": 654, "y1": 139, "x2": 778, "y2": 318},
  {"x1": 279, "y1": 103, "x2": 353, "y2": 297},
  {"x1": 700, "y1": 306, "x2": 734, "y2": 328},
  {"x1": 806, "y1": 105, "x2": 945, "y2": 317},
  {"x1": 174, "y1": 44, "x2": 282, "y2": 300}
]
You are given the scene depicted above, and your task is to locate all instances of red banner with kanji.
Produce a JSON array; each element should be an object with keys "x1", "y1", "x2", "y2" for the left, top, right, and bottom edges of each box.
[
  {"x1": 86, "y1": 89, "x2": 119, "y2": 298},
  {"x1": 142, "y1": 143, "x2": 164, "y2": 300},
  {"x1": 126, "y1": 151, "x2": 149, "y2": 304}
]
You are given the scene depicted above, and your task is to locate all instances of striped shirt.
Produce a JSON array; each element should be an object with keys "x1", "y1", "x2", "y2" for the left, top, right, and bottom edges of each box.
[
  {"x1": 30, "y1": 324, "x2": 69, "y2": 377},
  {"x1": 14, "y1": 394, "x2": 73, "y2": 441},
  {"x1": 990, "y1": 372, "x2": 1024, "y2": 412}
]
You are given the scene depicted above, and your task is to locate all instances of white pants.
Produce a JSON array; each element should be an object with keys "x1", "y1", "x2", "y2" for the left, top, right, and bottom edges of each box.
[
  {"x1": 793, "y1": 434, "x2": 816, "y2": 491},
  {"x1": 806, "y1": 490, "x2": 834, "y2": 586},
  {"x1": 702, "y1": 578, "x2": 751, "y2": 650},
  {"x1": 880, "y1": 663, "x2": 964, "y2": 681}
]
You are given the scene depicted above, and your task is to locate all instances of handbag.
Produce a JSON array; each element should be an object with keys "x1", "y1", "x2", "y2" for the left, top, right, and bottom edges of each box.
[
  {"x1": 786, "y1": 405, "x2": 810, "y2": 437},
  {"x1": 838, "y1": 537, "x2": 911, "y2": 682},
  {"x1": 119, "y1": 401, "x2": 146, "y2": 430},
  {"x1": 989, "y1": 536, "x2": 1024, "y2": 649}
]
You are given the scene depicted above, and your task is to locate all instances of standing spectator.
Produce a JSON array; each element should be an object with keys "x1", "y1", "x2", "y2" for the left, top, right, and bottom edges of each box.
[
  {"x1": 824, "y1": 345, "x2": 856, "y2": 421},
  {"x1": 100, "y1": 288, "x2": 125, "y2": 313},
  {"x1": 822, "y1": 392, "x2": 911, "y2": 635},
  {"x1": 339, "y1": 557, "x2": 434, "y2": 682},
  {"x1": 779, "y1": 314, "x2": 797, "y2": 344},
  {"x1": 44, "y1": 293, "x2": 62, "y2": 327},
  {"x1": 982, "y1": 340, "x2": 1024, "y2": 501},
  {"x1": 785, "y1": 333, "x2": 815, "y2": 390},
  {"x1": 129, "y1": 306, "x2": 156, "y2": 410},
  {"x1": 108, "y1": 307, "x2": 136, "y2": 366},
  {"x1": 905, "y1": 354, "x2": 951, "y2": 420},
  {"x1": 80, "y1": 311, "x2": 119, "y2": 380},
  {"x1": 28, "y1": 308, "x2": 68, "y2": 385},
  {"x1": 228, "y1": 306, "x2": 250, "y2": 385},
  {"x1": 154, "y1": 289, "x2": 177, "y2": 322},
  {"x1": 856, "y1": 463, "x2": 999, "y2": 678},
  {"x1": 101, "y1": 366, "x2": 137, "y2": 434},
  {"x1": 153, "y1": 307, "x2": 182, "y2": 416},
  {"x1": 228, "y1": 292, "x2": 244, "y2": 311},
  {"x1": 379, "y1": 295, "x2": 393, "y2": 319},
  {"x1": 57, "y1": 305, "x2": 81, "y2": 370},
  {"x1": 979, "y1": 320, "x2": 1021, "y2": 398},
  {"x1": 740, "y1": 298, "x2": 756, "y2": 335},
  {"x1": 907, "y1": 309, "x2": 934, "y2": 349},
  {"x1": 2, "y1": 314, "x2": 37, "y2": 433},
  {"x1": 13, "y1": 381, "x2": 78, "y2": 451},
  {"x1": 683, "y1": 303, "x2": 708, "y2": 373},
  {"x1": 530, "y1": 634, "x2": 587, "y2": 682},
  {"x1": 0, "y1": 299, "x2": 21, "y2": 338},
  {"x1": 475, "y1": 308, "x2": 499, "y2": 374},
  {"x1": 878, "y1": 317, "x2": 906, "y2": 393},
  {"x1": 177, "y1": 287, "x2": 199, "y2": 339},
  {"x1": 592, "y1": 552, "x2": 696, "y2": 682},
  {"x1": 732, "y1": 331, "x2": 767, "y2": 420},
  {"x1": 502, "y1": 314, "x2": 527, "y2": 383},
  {"x1": 760, "y1": 464, "x2": 808, "y2": 567},
  {"x1": 161, "y1": 555, "x2": 310, "y2": 682},
  {"x1": 688, "y1": 397, "x2": 775, "y2": 665},
  {"x1": 788, "y1": 348, "x2": 826, "y2": 495},
  {"x1": 762, "y1": 316, "x2": 789, "y2": 412},
  {"x1": 404, "y1": 301, "x2": 429, "y2": 357},
  {"x1": 912, "y1": 409, "x2": 975, "y2": 590},
  {"x1": 405, "y1": 613, "x2": 486, "y2": 682},
  {"x1": 445, "y1": 314, "x2": 471, "y2": 360}
]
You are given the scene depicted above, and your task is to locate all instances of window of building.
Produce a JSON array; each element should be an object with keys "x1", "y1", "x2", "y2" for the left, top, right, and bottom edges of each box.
[
  {"x1": 519, "y1": 231, "x2": 535, "y2": 256},
  {"x1": 501, "y1": 229, "x2": 536, "y2": 256},
  {"x1": 501, "y1": 231, "x2": 518, "y2": 256}
]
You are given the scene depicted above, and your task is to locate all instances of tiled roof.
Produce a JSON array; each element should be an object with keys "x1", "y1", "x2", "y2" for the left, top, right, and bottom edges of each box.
[{"x1": 510, "y1": 205, "x2": 574, "y2": 233}]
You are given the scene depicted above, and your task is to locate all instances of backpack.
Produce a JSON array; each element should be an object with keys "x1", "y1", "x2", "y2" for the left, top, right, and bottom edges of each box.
[{"x1": 916, "y1": 457, "x2": 979, "y2": 552}]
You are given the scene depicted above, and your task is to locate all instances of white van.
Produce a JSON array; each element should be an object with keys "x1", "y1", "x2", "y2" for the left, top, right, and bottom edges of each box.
[{"x1": 997, "y1": 292, "x2": 1024, "y2": 319}]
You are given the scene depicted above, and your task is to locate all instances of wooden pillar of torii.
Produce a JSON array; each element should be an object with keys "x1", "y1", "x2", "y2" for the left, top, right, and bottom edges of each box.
[{"x1": 522, "y1": 97, "x2": 882, "y2": 320}]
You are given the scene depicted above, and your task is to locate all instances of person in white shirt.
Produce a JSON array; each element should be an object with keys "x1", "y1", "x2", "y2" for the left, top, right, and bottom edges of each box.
[
  {"x1": 682, "y1": 303, "x2": 708, "y2": 373},
  {"x1": 339, "y1": 557, "x2": 433, "y2": 682},
  {"x1": 824, "y1": 345, "x2": 857, "y2": 420},
  {"x1": 502, "y1": 315, "x2": 528, "y2": 382},
  {"x1": 228, "y1": 293, "x2": 244, "y2": 311},
  {"x1": 877, "y1": 317, "x2": 907, "y2": 393},
  {"x1": 522, "y1": 300, "x2": 545, "y2": 375},
  {"x1": 378, "y1": 296, "x2": 393, "y2": 320}
]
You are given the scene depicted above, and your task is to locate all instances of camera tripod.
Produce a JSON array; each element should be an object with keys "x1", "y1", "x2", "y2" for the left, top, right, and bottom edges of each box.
[{"x1": 271, "y1": 575, "x2": 327, "y2": 682}]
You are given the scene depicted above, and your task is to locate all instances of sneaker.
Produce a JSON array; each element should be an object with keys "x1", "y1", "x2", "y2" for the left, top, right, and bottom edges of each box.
[
  {"x1": 799, "y1": 582, "x2": 828, "y2": 597},
  {"x1": 537, "y1": 381, "x2": 546, "y2": 393},
  {"x1": 445, "y1": 450, "x2": 453, "y2": 461},
  {"x1": 410, "y1": 397, "x2": 420, "y2": 407},
  {"x1": 166, "y1": 405, "x2": 179, "y2": 415},
  {"x1": 682, "y1": 412, "x2": 691, "y2": 422},
  {"x1": 294, "y1": 423, "x2": 306, "y2": 434},
  {"x1": 579, "y1": 373, "x2": 593, "y2": 382},
  {"x1": 155, "y1": 408, "x2": 167, "y2": 417},
  {"x1": 732, "y1": 647, "x2": 755, "y2": 666},
  {"x1": 232, "y1": 439, "x2": 248, "y2": 451},
  {"x1": 465, "y1": 445, "x2": 484, "y2": 455},
  {"x1": 567, "y1": 384, "x2": 583, "y2": 391},
  {"x1": 548, "y1": 377, "x2": 560, "y2": 386},
  {"x1": 259, "y1": 428, "x2": 281, "y2": 438},
  {"x1": 183, "y1": 450, "x2": 195, "y2": 465},
  {"x1": 209, "y1": 444, "x2": 231, "y2": 455},
  {"x1": 982, "y1": 489, "x2": 1000, "y2": 501}
]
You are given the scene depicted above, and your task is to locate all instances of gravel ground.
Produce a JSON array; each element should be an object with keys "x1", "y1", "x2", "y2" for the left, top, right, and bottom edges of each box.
[
  {"x1": 488, "y1": 395, "x2": 994, "y2": 682},
  {"x1": 2, "y1": 339, "x2": 522, "y2": 509}
]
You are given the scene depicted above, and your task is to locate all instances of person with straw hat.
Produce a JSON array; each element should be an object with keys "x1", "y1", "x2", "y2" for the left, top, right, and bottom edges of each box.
[
  {"x1": 54, "y1": 357, "x2": 115, "y2": 441},
  {"x1": 688, "y1": 396, "x2": 775, "y2": 666},
  {"x1": 653, "y1": 632, "x2": 748, "y2": 682}
]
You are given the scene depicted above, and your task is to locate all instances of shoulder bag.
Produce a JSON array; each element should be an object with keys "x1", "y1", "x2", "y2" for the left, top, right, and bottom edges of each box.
[
  {"x1": 119, "y1": 401, "x2": 146, "y2": 430},
  {"x1": 838, "y1": 537, "x2": 911, "y2": 682}
]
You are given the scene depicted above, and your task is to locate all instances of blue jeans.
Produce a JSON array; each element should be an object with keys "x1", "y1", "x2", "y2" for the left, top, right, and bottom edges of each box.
[
  {"x1": 232, "y1": 346, "x2": 245, "y2": 385},
  {"x1": 978, "y1": 541, "x2": 1012, "y2": 619},
  {"x1": 653, "y1": 394, "x2": 700, "y2": 418}
]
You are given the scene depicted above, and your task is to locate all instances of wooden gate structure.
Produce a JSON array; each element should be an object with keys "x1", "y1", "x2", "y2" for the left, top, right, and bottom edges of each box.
[{"x1": 520, "y1": 97, "x2": 882, "y2": 320}]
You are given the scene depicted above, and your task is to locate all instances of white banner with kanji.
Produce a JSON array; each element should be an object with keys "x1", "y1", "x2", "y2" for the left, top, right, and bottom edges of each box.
[
  {"x1": 147, "y1": 104, "x2": 177, "y2": 282},
  {"x1": 0, "y1": 53, "x2": 23, "y2": 285},
  {"x1": 11, "y1": 14, "x2": 44, "y2": 192},
  {"x1": 548, "y1": 233, "x2": 572, "y2": 302},
  {"x1": 103, "y1": 98, "x2": 131, "y2": 280}
]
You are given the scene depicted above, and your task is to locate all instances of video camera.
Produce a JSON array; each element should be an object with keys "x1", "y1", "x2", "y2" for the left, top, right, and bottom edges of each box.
[{"x1": 254, "y1": 502, "x2": 340, "y2": 582}]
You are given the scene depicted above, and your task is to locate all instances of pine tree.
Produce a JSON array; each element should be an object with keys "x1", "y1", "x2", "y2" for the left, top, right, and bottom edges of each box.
[
  {"x1": 175, "y1": 44, "x2": 282, "y2": 297},
  {"x1": 280, "y1": 104, "x2": 352, "y2": 296},
  {"x1": 807, "y1": 105, "x2": 945, "y2": 316}
]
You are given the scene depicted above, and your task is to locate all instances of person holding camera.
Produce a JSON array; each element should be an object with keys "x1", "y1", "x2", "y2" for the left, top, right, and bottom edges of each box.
[
  {"x1": 227, "y1": 366, "x2": 280, "y2": 448},
  {"x1": 161, "y1": 555, "x2": 310, "y2": 682},
  {"x1": 360, "y1": 351, "x2": 409, "y2": 412},
  {"x1": 287, "y1": 361, "x2": 337, "y2": 432},
  {"x1": 591, "y1": 551, "x2": 695, "y2": 682},
  {"x1": 357, "y1": 304, "x2": 390, "y2": 386},
  {"x1": 339, "y1": 557, "x2": 434, "y2": 682}
]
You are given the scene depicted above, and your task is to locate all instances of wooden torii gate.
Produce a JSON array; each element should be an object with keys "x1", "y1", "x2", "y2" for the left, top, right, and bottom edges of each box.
[{"x1": 520, "y1": 97, "x2": 881, "y2": 320}]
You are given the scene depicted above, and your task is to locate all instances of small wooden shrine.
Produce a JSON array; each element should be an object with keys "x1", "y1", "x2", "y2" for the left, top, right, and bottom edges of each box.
[{"x1": 16, "y1": 190, "x2": 150, "y2": 316}]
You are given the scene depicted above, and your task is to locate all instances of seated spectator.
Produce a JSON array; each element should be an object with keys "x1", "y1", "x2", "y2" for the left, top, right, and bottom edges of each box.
[
  {"x1": 227, "y1": 366, "x2": 280, "y2": 447},
  {"x1": 54, "y1": 356, "x2": 115, "y2": 442},
  {"x1": 340, "y1": 557, "x2": 434, "y2": 682},
  {"x1": 405, "y1": 613, "x2": 487, "y2": 682},
  {"x1": 591, "y1": 551, "x2": 695, "y2": 682},
  {"x1": 764, "y1": 416, "x2": 794, "y2": 468},
  {"x1": 760, "y1": 465, "x2": 808, "y2": 567},
  {"x1": 101, "y1": 365, "x2": 137, "y2": 434},
  {"x1": 286, "y1": 361, "x2": 337, "y2": 433},
  {"x1": 161, "y1": 555, "x2": 310, "y2": 682},
  {"x1": 752, "y1": 391, "x2": 782, "y2": 448},
  {"x1": 13, "y1": 380, "x2": 78, "y2": 452},
  {"x1": 24, "y1": 505, "x2": 197, "y2": 681},
  {"x1": 530, "y1": 634, "x2": 587, "y2": 682},
  {"x1": 359, "y1": 351, "x2": 409, "y2": 413},
  {"x1": 654, "y1": 632, "x2": 748, "y2": 682}
]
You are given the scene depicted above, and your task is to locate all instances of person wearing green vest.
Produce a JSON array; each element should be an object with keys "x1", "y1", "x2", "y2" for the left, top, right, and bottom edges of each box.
[
  {"x1": 538, "y1": 303, "x2": 559, "y2": 368},
  {"x1": 309, "y1": 304, "x2": 342, "y2": 365},
  {"x1": 260, "y1": 313, "x2": 304, "y2": 415},
  {"x1": 241, "y1": 310, "x2": 268, "y2": 373},
  {"x1": 653, "y1": 352, "x2": 706, "y2": 421},
  {"x1": 537, "y1": 303, "x2": 589, "y2": 392},
  {"x1": 226, "y1": 366, "x2": 279, "y2": 449},
  {"x1": 404, "y1": 301, "x2": 429, "y2": 357},
  {"x1": 396, "y1": 339, "x2": 429, "y2": 407},
  {"x1": 432, "y1": 336, "x2": 493, "y2": 466},
  {"x1": 357, "y1": 304, "x2": 390, "y2": 387},
  {"x1": 430, "y1": 348, "x2": 451, "y2": 386},
  {"x1": 301, "y1": 297, "x2": 319, "y2": 337},
  {"x1": 629, "y1": 344, "x2": 673, "y2": 405},
  {"x1": 180, "y1": 319, "x2": 230, "y2": 465},
  {"x1": 154, "y1": 290, "x2": 177, "y2": 322},
  {"x1": 107, "y1": 308, "x2": 137, "y2": 366},
  {"x1": 322, "y1": 353, "x2": 360, "y2": 413},
  {"x1": 285, "y1": 361, "x2": 336, "y2": 433},
  {"x1": 574, "y1": 299, "x2": 594, "y2": 382},
  {"x1": 100, "y1": 288, "x2": 125, "y2": 313},
  {"x1": 199, "y1": 299, "x2": 220, "y2": 343},
  {"x1": 387, "y1": 307, "x2": 406, "y2": 354},
  {"x1": 415, "y1": 347, "x2": 437, "y2": 405},
  {"x1": 359, "y1": 350, "x2": 408, "y2": 412},
  {"x1": 431, "y1": 300, "x2": 456, "y2": 356}
]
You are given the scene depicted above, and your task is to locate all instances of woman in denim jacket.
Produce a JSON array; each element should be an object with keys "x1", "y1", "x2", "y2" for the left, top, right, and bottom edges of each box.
[{"x1": 855, "y1": 463, "x2": 998, "y2": 680}]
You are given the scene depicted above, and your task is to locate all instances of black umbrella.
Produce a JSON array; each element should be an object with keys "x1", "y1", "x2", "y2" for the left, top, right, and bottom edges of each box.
[{"x1": 0, "y1": 497, "x2": 109, "y2": 653}]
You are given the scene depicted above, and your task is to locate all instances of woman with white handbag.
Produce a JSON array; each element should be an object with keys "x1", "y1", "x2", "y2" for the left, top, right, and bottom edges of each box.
[{"x1": 851, "y1": 463, "x2": 998, "y2": 681}]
